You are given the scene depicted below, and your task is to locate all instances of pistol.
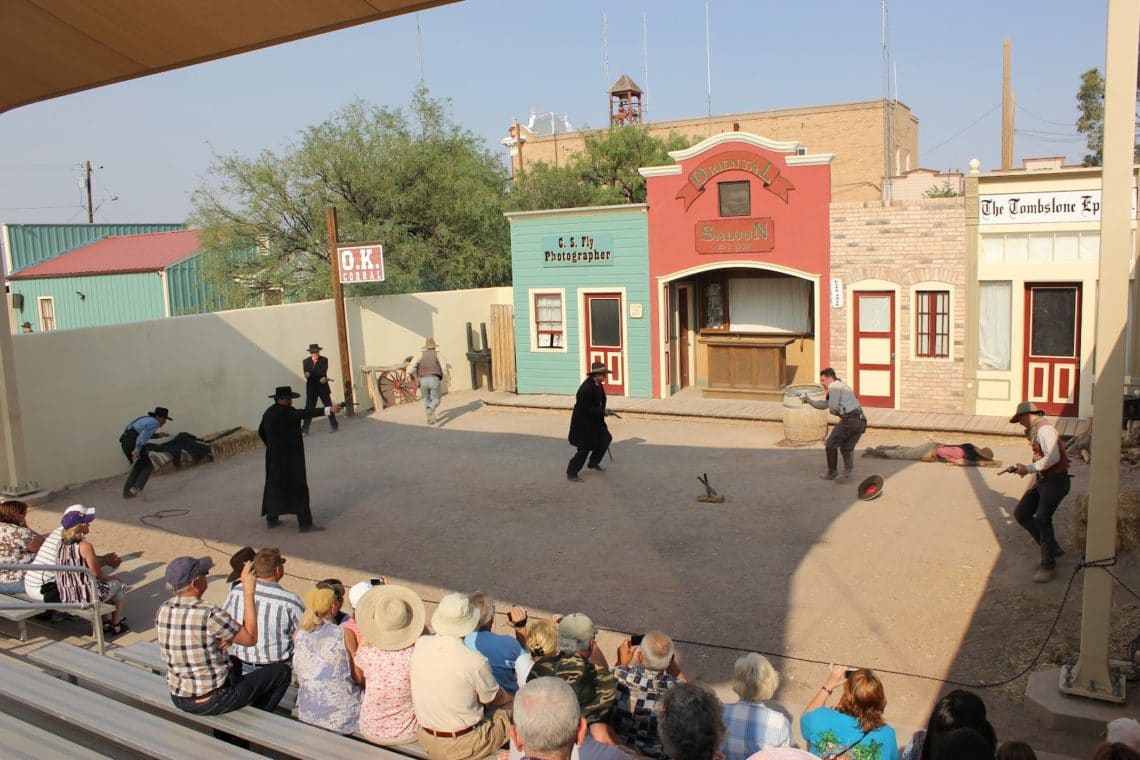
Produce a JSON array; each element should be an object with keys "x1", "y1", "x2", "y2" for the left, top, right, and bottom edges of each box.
[{"x1": 997, "y1": 465, "x2": 1018, "y2": 476}]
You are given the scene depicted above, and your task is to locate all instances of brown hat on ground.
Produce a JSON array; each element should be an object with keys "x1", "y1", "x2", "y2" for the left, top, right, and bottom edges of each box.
[{"x1": 225, "y1": 546, "x2": 256, "y2": 583}]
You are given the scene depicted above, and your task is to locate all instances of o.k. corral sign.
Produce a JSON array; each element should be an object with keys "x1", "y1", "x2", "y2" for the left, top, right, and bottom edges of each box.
[{"x1": 337, "y1": 243, "x2": 385, "y2": 283}]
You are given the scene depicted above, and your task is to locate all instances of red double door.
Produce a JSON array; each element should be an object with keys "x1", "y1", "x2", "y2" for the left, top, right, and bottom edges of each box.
[
  {"x1": 1023, "y1": 283, "x2": 1081, "y2": 417},
  {"x1": 584, "y1": 293, "x2": 625, "y2": 396}
]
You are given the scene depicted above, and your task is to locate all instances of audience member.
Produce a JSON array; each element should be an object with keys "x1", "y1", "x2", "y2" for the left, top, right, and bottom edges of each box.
[
  {"x1": 1092, "y1": 743, "x2": 1140, "y2": 760},
  {"x1": 901, "y1": 689, "x2": 996, "y2": 760},
  {"x1": 24, "y1": 505, "x2": 117, "y2": 601},
  {"x1": 0, "y1": 500, "x2": 44, "y2": 594},
  {"x1": 747, "y1": 751, "x2": 816, "y2": 760},
  {"x1": 410, "y1": 592, "x2": 512, "y2": 760},
  {"x1": 613, "y1": 629, "x2": 686, "y2": 759},
  {"x1": 224, "y1": 546, "x2": 256, "y2": 589},
  {"x1": 928, "y1": 727, "x2": 995, "y2": 760},
  {"x1": 996, "y1": 740, "x2": 1038, "y2": 760},
  {"x1": 800, "y1": 665, "x2": 898, "y2": 760},
  {"x1": 353, "y1": 583, "x2": 425, "y2": 746},
  {"x1": 722, "y1": 653, "x2": 792, "y2": 759},
  {"x1": 318, "y1": 578, "x2": 348, "y2": 623},
  {"x1": 223, "y1": 547, "x2": 303, "y2": 673},
  {"x1": 512, "y1": 677, "x2": 588, "y2": 760},
  {"x1": 527, "y1": 613, "x2": 618, "y2": 744},
  {"x1": 293, "y1": 586, "x2": 362, "y2": 734},
  {"x1": 658, "y1": 682, "x2": 725, "y2": 760},
  {"x1": 156, "y1": 556, "x2": 291, "y2": 715},
  {"x1": 516, "y1": 617, "x2": 560, "y2": 685},
  {"x1": 466, "y1": 591, "x2": 525, "y2": 693},
  {"x1": 55, "y1": 508, "x2": 128, "y2": 635},
  {"x1": 1108, "y1": 719, "x2": 1140, "y2": 752}
]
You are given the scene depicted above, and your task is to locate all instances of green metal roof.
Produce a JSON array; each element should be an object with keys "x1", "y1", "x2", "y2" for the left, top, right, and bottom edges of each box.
[{"x1": 3, "y1": 222, "x2": 185, "y2": 274}]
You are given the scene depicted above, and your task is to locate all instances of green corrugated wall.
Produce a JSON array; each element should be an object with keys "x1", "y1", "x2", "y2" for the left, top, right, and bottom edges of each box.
[
  {"x1": 166, "y1": 253, "x2": 221, "y2": 316},
  {"x1": 4, "y1": 223, "x2": 185, "y2": 273},
  {"x1": 9, "y1": 273, "x2": 166, "y2": 331}
]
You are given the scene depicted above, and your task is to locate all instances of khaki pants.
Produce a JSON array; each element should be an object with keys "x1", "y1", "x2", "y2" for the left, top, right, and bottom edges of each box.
[{"x1": 418, "y1": 706, "x2": 512, "y2": 760}]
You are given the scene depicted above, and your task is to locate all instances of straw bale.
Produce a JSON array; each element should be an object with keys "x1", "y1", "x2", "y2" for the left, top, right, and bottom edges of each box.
[{"x1": 1072, "y1": 491, "x2": 1140, "y2": 552}]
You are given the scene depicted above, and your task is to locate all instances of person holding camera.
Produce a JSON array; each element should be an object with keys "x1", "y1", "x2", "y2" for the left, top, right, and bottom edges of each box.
[
  {"x1": 800, "y1": 664, "x2": 898, "y2": 760},
  {"x1": 566, "y1": 363, "x2": 617, "y2": 482},
  {"x1": 613, "y1": 630, "x2": 686, "y2": 759}
]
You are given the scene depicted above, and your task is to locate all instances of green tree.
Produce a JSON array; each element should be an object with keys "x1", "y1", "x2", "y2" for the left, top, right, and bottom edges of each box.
[
  {"x1": 922, "y1": 180, "x2": 962, "y2": 198},
  {"x1": 1074, "y1": 67, "x2": 1140, "y2": 167},
  {"x1": 505, "y1": 161, "x2": 598, "y2": 211},
  {"x1": 576, "y1": 126, "x2": 692, "y2": 203},
  {"x1": 191, "y1": 87, "x2": 510, "y2": 303}
]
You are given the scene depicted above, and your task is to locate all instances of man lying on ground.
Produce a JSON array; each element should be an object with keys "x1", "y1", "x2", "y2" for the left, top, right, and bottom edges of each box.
[{"x1": 863, "y1": 442, "x2": 1001, "y2": 467}]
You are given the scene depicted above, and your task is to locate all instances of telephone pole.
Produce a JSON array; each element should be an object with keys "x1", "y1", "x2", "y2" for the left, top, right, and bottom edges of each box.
[{"x1": 85, "y1": 161, "x2": 94, "y2": 223}]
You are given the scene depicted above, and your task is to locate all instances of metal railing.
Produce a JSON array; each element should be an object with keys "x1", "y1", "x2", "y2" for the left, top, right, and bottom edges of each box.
[{"x1": 0, "y1": 562, "x2": 105, "y2": 654}]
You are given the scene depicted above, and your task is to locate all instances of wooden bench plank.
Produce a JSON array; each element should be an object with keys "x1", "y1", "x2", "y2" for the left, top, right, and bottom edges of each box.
[
  {"x1": 30, "y1": 642, "x2": 400, "y2": 760},
  {"x1": 0, "y1": 653, "x2": 260, "y2": 760},
  {"x1": 0, "y1": 709, "x2": 112, "y2": 759}
]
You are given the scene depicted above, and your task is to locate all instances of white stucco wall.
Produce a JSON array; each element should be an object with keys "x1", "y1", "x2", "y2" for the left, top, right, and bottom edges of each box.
[{"x1": 11, "y1": 287, "x2": 511, "y2": 489}]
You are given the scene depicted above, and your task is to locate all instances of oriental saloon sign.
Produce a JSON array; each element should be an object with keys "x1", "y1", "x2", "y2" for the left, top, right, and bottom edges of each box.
[
  {"x1": 676, "y1": 150, "x2": 795, "y2": 210},
  {"x1": 695, "y1": 217, "x2": 775, "y2": 254},
  {"x1": 542, "y1": 233, "x2": 615, "y2": 267}
]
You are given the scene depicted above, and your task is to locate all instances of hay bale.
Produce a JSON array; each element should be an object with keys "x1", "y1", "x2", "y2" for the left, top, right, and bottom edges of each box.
[
  {"x1": 204, "y1": 427, "x2": 263, "y2": 460},
  {"x1": 1072, "y1": 491, "x2": 1140, "y2": 552}
]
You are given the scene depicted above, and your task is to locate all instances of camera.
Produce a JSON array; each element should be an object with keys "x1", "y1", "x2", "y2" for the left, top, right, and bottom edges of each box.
[
  {"x1": 630, "y1": 633, "x2": 644, "y2": 647},
  {"x1": 370, "y1": 577, "x2": 385, "y2": 586}
]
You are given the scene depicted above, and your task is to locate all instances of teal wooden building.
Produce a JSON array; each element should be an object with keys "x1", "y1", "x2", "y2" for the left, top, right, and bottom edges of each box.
[
  {"x1": 6, "y1": 229, "x2": 219, "y2": 332},
  {"x1": 505, "y1": 204, "x2": 651, "y2": 397}
]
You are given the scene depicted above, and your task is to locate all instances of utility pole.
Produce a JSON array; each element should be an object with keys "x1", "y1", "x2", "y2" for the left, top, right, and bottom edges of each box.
[
  {"x1": 1001, "y1": 38, "x2": 1014, "y2": 169},
  {"x1": 881, "y1": 0, "x2": 892, "y2": 204},
  {"x1": 325, "y1": 206, "x2": 356, "y2": 417},
  {"x1": 85, "y1": 161, "x2": 94, "y2": 223}
]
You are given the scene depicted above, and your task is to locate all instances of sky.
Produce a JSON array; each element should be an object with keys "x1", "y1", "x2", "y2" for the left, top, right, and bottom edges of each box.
[{"x1": 0, "y1": 0, "x2": 1109, "y2": 225}]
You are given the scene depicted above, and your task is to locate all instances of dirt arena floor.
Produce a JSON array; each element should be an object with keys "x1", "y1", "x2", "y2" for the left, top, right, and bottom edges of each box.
[{"x1": 7, "y1": 391, "x2": 1138, "y2": 757}]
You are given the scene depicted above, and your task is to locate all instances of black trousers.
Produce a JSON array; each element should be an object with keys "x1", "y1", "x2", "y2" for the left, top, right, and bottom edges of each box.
[
  {"x1": 172, "y1": 660, "x2": 291, "y2": 716},
  {"x1": 301, "y1": 383, "x2": 337, "y2": 432},
  {"x1": 120, "y1": 436, "x2": 154, "y2": 496},
  {"x1": 1014, "y1": 472, "x2": 1071, "y2": 569},
  {"x1": 567, "y1": 430, "x2": 613, "y2": 475}
]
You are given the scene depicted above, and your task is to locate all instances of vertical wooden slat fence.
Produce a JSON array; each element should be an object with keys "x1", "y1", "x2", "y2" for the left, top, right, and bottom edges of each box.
[{"x1": 490, "y1": 304, "x2": 517, "y2": 392}]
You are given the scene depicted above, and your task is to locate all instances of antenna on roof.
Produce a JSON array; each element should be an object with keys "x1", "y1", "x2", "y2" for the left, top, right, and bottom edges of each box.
[
  {"x1": 643, "y1": 12, "x2": 650, "y2": 120},
  {"x1": 603, "y1": 13, "x2": 609, "y2": 94},
  {"x1": 416, "y1": 13, "x2": 425, "y2": 84}
]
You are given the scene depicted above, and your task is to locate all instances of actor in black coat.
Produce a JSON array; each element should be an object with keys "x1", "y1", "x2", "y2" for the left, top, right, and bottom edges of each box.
[
  {"x1": 301, "y1": 343, "x2": 338, "y2": 434},
  {"x1": 259, "y1": 386, "x2": 341, "y2": 531},
  {"x1": 566, "y1": 363, "x2": 614, "y2": 482}
]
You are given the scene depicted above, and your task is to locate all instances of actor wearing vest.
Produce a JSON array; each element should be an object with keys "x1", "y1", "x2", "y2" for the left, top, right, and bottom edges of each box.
[
  {"x1": 801, "y1": 368, "x2": 867, "y2": 482},
  {"x1": 566, "y1": 363, "x2": 615, "y2": 482},
  {"x1": 301, "y1": 343, "x2": 338, "y2": 435},
  {"x1": 1010, "y1": 401, "x2": 1071, "y2": 583},
  {"x1": 407, "y1": 338, "x2": 450, "y2": 425},
  {"x1": 119, "y1": 406, "x2": 171, "y2": 498}
]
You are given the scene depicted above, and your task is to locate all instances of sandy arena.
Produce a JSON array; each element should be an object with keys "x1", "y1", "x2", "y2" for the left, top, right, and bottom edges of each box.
[{"x1": 5, "y1": 391, "x2": 1137, "y2": 756}]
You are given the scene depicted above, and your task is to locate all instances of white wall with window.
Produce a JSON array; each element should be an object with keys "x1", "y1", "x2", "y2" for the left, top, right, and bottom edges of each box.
[{"x1": 528, "y1": 288, "x2": 566, "y2": 352}]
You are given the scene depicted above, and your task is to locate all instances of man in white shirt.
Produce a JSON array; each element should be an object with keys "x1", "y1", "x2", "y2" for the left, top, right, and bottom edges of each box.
[
  {"x1": 1010, "y1": 401, "x2": 1071, "y2": 583},
  {"x1": 411, "y1": 592, "x2": 512, "y2": 760}
]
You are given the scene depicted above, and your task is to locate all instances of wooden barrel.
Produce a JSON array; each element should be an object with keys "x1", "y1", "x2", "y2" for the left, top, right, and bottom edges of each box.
[{"x1": 782, "y1": 384, "x2": 828, "y2": 443}]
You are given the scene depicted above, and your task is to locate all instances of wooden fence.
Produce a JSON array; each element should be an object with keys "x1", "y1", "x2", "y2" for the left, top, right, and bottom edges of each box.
[{"x1": 490, "y1": 304, "x2": 516, "y2": 392}]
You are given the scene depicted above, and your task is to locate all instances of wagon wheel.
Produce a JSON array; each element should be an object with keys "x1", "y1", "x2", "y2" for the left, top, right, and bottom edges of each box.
[{"x1": 378, "y1": 368, "x2": 419, "y2": 407}]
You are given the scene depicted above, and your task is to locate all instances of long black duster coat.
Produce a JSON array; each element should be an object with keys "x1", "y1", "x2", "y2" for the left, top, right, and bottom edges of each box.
[
  {"x1": 567, "y1": 377, "x2": 610, "y2": 451},
  {"x1": 259, "y1": 402, "x2": 327, "y2": 522}
]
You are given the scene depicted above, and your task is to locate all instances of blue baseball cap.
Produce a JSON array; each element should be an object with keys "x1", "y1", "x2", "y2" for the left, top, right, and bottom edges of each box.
[{"x1": 165, "y1": 556, "x2": 213, "y2": 591}]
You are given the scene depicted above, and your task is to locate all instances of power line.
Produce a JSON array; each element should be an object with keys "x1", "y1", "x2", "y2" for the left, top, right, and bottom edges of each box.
[
  {"x1": 926, "y1": 103, "x2": 1002, "y2": 155},
  {"x1": 0, "y1": 203, "x2": 84, "y2": 211},
  {"x1": 1016, "y1": 104, "x2": 1076, "y2": 128}
]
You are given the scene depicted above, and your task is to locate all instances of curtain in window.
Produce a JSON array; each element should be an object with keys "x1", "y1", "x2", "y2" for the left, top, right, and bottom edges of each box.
[
  {"x1": 727, "y1": 277, "x2": 810, "y2": 333},
  {"x1": 535, "y1": 294, "x2": 563, "y2": 348},
  {"x1": 978, "y1": 281, "x2": 1011, "y2": 370}
]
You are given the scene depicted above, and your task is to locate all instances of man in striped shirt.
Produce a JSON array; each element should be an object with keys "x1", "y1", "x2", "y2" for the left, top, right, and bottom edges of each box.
[{"x1": 223, "y1": 547, "x2": 303, "y2": 672}]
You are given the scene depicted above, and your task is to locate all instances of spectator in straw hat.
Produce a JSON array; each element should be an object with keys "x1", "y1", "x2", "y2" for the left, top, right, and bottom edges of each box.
[
  {"x1": 567, "y1": 363, "x2": 616, "y2": 482},
  {"x1": 407, "y1": 338, "x2": 451, "y2": 425},
  {"x1": 259, "y1": 385, "x2": 342, "y2": 532},
  {"x1": 1009, "y1": 400, "x2": 1071, "y2": 583},
  {"x1": 354, "y1": 584, "x2": 426, "y2": 746},
  {"x1": 301, "y1": 343, "x2": 339, "y2": 435},
  {"x1": 411, "y1": 592, "x2": 513, "y2": 760}
]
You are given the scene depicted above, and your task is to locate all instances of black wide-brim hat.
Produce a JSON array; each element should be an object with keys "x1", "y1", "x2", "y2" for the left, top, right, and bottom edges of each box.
[
  {"x1": 858, "y1": 474, "x2": 884, "y2": 501},
  {"x1": 270, "y1": 385, "x2": 301, "y2": 399},
  {"x1": 225, "y1": 546, "x2": 256, "y2": 583},
  {"x1": 150, "y1": 406, "x2": 173, "y2": 420},
  {"x1": 588, "y1": 362, "x2": 611, "y2": 375},
  {"x1": 308, "y1": 343, "x2": 323, "y2": 352}
]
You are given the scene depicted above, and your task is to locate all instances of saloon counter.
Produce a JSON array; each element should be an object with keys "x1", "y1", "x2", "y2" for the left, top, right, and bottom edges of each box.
[{"x1": 506, "y1": 132, "x2": 834, "y2": 400}]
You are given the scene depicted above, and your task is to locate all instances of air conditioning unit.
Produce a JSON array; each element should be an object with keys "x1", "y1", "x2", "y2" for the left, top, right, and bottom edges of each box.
[{"x1": 9, "y1": 292, "x2": 23, "y2": 311}]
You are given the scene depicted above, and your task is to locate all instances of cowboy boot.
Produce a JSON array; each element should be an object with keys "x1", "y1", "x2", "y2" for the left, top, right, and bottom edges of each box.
[
  {"x1": 838, "y1": 450, "x2": 855, "y2": 481},
  {"x1": 819, "y1": 449, "x2": 839, "y2": 480}
]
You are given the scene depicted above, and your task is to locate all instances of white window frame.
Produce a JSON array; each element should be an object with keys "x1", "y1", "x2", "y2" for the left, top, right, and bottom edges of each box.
[
  {"x1": 37, "y1": 296, "x2": 56, "y2": 332},
  {"x1": 528, "y1": 287, "x2": 567, "y2": 353},
  {"x1": 909, "y1": 281, "x2": 955, "y2": 362}
]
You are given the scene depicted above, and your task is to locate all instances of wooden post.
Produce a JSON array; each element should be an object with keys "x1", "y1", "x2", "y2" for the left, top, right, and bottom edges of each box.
[
  {"x1": 1001, "y1": 38, "x2": 1013, "y2": 170},
  {"x1": 326, "y1": 206, "x2": 355, "y2": 417}
]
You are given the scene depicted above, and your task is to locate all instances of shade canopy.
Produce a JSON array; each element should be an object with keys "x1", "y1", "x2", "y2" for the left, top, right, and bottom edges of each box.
[{"x1": 0, "y1": 0, "x2": 459, "y2": 114}]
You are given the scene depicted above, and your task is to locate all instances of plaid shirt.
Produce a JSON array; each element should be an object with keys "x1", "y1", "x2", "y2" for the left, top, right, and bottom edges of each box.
[
  {"x1": 613, "y1": 666, "x2": 682, "y2": 759},
  {"x1": 721, "y1": 701, "x2": 793, "y2": 760},
  {"x1": 155, "y1": 596, "x2": 241, "y2": 698},
  {"x1": 223, "y1": 580, "x2": 303, "y2": 665}
]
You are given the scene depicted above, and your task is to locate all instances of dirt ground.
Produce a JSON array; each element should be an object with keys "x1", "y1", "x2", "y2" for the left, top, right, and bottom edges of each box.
[{"x1": 7, "y1": 391, "x2": 1138, "y2": 757}]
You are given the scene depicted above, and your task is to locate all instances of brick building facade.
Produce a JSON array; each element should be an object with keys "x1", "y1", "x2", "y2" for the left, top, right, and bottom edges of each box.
[
  {"x1": 828, "y1": 198, "x2": 967, "y2": 413},
  {"x1": 505, "y1": 100, "x2": 918, "y2": 203}
]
